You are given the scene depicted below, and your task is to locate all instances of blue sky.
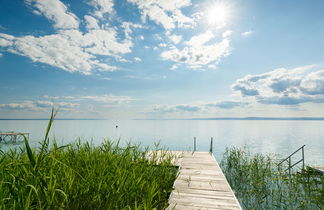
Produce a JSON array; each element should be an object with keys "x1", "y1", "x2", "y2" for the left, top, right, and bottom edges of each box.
[{"x1": 0, "y1": 0, "x2": 324, "y2": 119}]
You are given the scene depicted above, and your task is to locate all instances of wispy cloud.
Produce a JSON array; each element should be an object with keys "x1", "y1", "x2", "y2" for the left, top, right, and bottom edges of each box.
[
  {"x1": 205, "y1": 101, "x2": 247, "y2": 109},
  {"x1": 152, "y1": 100, "x2": 247, "y2": 113},
  {"x1": 134, "y1": 57, "x2": 142, "y2": 62},
  {"x1": 43, "y1": 94, "x2": 134, "y2": 105},
  {"x1": 241, "y1": 30, "x2": 254, "y2": 37},
  {"x1": 0, "y1": 100, "x2": 79, "y2": 111},
  {"x1": 153, "y1": 104, "x2": 201, "y2": 113},
  {"x1": 79, "y1": 95, "x2": 134, "y2": 104}
]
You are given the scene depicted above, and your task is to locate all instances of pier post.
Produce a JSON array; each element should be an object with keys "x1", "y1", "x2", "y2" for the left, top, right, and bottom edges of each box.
[
  {"x1": 302, "y1": 146, "x2": 305, "y2": 170},
  {"x1": 193, "y1": 137, "x2": 196, "y2": 152},
  {"x1": 209, "y1": 137, "x2": 213, "y2": 154}
]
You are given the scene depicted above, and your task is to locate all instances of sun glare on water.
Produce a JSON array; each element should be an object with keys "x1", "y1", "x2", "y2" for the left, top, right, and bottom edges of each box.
[{"x1": 207, "y1": 3, "x2": 229, "y2": 26}]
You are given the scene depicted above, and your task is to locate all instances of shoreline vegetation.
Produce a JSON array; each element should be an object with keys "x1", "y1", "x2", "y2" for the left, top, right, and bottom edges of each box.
[
  {"x1": 220, "y1": 147, "x2": 324, "y2": 209},
  {"x1": 0, "y1": 110, "x2": 177, "y2": 209}
]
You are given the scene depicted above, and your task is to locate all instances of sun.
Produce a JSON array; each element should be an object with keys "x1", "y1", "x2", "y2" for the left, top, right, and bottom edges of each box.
[{"x1": 207, "y1": 4, "x2": 229, "y2": 25}]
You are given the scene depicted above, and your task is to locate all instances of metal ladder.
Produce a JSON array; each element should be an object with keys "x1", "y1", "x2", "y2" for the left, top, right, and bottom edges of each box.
[
  {"x1": 278, "y1": 145, "x2": 305, "y2": 175},
  {"x1": 193, "y1": 137, "x2": 214, "y2": 154}
]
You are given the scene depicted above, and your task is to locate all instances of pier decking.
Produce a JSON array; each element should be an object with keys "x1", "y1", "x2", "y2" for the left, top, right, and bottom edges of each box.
[
  {"x1": 0, "y1": 132, "x2": 29, "y2": 143},
  {"x1": 164, "y1": 151, "x2": 241, "y2": 210},
  {"x1": 309, "y1": 166, "x2": 324, "y2": 174}
]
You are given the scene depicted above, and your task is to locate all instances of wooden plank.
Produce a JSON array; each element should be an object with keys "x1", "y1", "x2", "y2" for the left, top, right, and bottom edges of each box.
[
  {"x1": 168, "y1": 203, "x2": 240, "y2": 210},
  {"x1": 168, "y1": 199, "x2": 240, "y2": 209},
  {"x1": 172, "y1": 188, "x2": 234, "y2": 197},
  {"x1": 169, "y1": 197, "x2": 239, "y2": 207},
  {"x1": 168, "y1": 203, "x2": 238, "y2": 210},
  {"x1": 170, "y1": 192, "x2": 238, "y2": 202}
]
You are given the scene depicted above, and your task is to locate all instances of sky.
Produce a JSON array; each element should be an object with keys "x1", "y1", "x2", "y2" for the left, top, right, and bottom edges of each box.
[{"x1": 0, "y1": 0, "x2": 324, "y2": 119}]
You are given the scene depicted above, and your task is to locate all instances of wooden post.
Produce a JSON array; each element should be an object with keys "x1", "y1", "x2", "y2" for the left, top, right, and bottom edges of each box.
[
  {"x1": 302, "y1": 146, "x2": 305, "y2": 171},
  {"x1": 209, "y1": 137, "x2": 213, "y2": 154},
  {"x1": 193, "y1": 137, "x2": 196, "y2": 152}
]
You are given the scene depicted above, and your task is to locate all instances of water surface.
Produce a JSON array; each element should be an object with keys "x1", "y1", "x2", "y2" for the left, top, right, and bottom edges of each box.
[{"x1": 0, "y1": 120, "x2": 323, "y2": 165}]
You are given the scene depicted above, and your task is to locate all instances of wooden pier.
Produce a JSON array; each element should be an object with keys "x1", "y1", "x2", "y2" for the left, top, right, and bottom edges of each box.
[
  {"x1": 149, "y1": 151, "x2": 241, "y2": 209},
  {"x1": 308, "y1": 166, "x2": 324, "y2": 174},
  {"x1": 0, "y1": 132, "x2": 29, "y2": 143}
]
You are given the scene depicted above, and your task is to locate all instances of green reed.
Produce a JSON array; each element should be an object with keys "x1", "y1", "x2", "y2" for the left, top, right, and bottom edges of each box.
[
  {"x1": 220, "y1": 147, "x2": 324, "y2": 209},
  {"x1": 0, "y1": 110, "x2": 177, "y2": 209}
]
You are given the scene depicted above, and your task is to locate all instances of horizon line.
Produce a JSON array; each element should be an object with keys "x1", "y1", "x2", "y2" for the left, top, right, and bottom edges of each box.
[{"x1": 1, "y1": 117, "x2": 324, "y2": 121}]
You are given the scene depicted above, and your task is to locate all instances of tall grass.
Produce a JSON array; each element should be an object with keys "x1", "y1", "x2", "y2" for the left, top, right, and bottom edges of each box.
[
  {"x1": 0, "y1": 110, "x2": 177, "y2": 209},
  {"x1": 220, "y1": 147, "x2": 324, "y2": 209}
]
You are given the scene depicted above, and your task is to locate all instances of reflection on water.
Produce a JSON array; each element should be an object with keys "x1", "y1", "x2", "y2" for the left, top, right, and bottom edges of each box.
[{"x1": 0, "y1": 120, "x2": 323, "y2": 165}]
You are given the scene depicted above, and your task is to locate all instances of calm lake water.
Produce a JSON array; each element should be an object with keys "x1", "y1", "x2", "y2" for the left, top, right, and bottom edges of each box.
[{"x1": 0, "y1": 120, "x2": 323, "y2": 166}]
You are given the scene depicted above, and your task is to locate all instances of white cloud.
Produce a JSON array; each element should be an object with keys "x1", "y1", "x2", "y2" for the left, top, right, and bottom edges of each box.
[
  {"x1": 0, "y1": 30, "x2": 125, "y2": 74},
  {"x1": 205, "y1": 101, "x2": 247, "y2": 109},
  {"x1": 0, "y1": 23, "x2": 134, "y2": 74},
  {"x1": 159, "y1": 43, "x2": 167, "y2": 47},
  {"x1": 232, "y1": 65, "x2": 324, "y2": 105},
  {"x1": 161, "y1": 30, "x2": 230, "y2": 69},
  {"x1": 134, "y1": 57, "x2": 142, "y2": 62},
  {"x1": 80, "y1": 95, "x2": 134, "y2": 104},
  {"x1": 101, "y1": 77, "x2": 111, "y2": 80},
  {"x1": 25, "y1": 0, "x2": 79, "y2": 30},
  {"x1": 41, "y1": 94, "x2": 134, "y2": 105},
  {"x1": 84, "y1": 15, "x2": 100, "y2": 30},
  {"x1": 87, "y1": 0, "x2": 115, "y2": 19},
  {"x1": 222, "y1": 30, "x2": 232, "y2": 38},
  {"x1": 170, "y1": 64, "x2": 179, "y2": 70},
  {"x1": 168, "y1": 34, "x2": 182, "y2": 44},
  {"x1": 43, "y1": 95, "x2": 60, "y2": 100},
  {"x1": 139, "y1": 35, "x2": 144, "y2": 40},
  {"x1": 35, "y1": 100, "x2": 79, "y2": 109},
  {"x1": 0, "y1": 34, "x2": 14, "y2": 47},
  {"x1": 241, "y1": 30, "x2": 254, "y2": 37},
  {"x1": 127, "y1": 0, "x2": 194, "y2": 30},
  {"x1": 185, "y1": 30, "x2": 214, "y2": 47},
  {"x1": 207, "y1": 64, "x2": 216, "y2": 69},
  {"x1": 116, "y1": 57, "x2": 131, "y2": 63},
  {"x1": 0, "y1": 101, "x2": 35, "y2": 111},
  {"x1": 0, "y1": 100, "x2": 79, "y2": 111},
  {"x1": 154, "y1": 34, "x2": 163, "y2": 41},
  {"x1": 152, "y1": 100, "x2": 246, "y2": 113},
  {"x1": 121, "y1": 22, "x2": 143, "y2": 40},
  {"x1": 153, "y1": 104, "x2": 201, "y2": 113}
]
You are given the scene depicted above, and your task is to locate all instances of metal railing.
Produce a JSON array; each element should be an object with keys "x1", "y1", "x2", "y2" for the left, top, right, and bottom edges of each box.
[
  {"x1": 278, "y1": 145, "x2": 305, "y2": 175},
  {"x1": 192, "y1": 137, "x2": 214, "y2": 155}
]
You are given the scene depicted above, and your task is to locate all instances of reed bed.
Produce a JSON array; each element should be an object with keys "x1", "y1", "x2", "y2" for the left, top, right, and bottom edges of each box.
[
  {"x1": 0, "y1": 111, "x2": 177, "y2": 209},
  {"x1": 220, "y1": 147, "x2": 324, "y2": 209}
]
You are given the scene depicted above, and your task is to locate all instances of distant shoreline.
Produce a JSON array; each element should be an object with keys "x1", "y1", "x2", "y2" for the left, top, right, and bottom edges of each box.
[{"x1": 1, "y1": 117, "x2": 324, "y2": 121}]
